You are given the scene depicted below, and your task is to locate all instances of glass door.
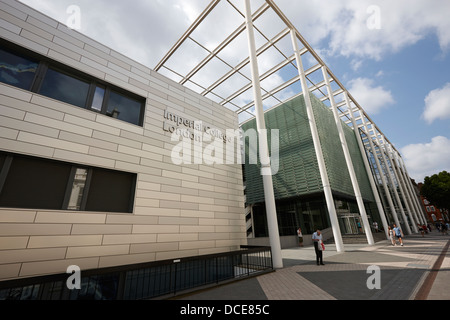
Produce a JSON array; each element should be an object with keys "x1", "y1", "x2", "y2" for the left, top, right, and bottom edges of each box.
[{"x1": 339, "y1": 215, "x2": 359, "y2": 234}]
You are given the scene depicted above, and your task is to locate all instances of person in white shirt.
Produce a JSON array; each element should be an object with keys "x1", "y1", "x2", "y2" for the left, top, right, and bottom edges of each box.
[
  {"x1": 312, "y1": 229, "x2": 324, "y2": 265},
  {"x1": 297, "y1": 227, "x2": 304, "y2": 247}
]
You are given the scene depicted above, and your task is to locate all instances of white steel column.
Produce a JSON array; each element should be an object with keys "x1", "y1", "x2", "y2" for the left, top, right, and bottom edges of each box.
[
  {"x1": 374, "y1": 134, "x2": 412, "y2": 235},
  {"x1": 345, "y1": 93, "x2": 389, "y2": 240},
  {"x1": 398, "y1": 156, "x2": 428, "y2": 224},
  {"x1": 360, "y1": 113, "x2": 401, "y2": 229},
  {"x1": 322, "y1": 68, "x2": 374, "y2": 245},
  {"x1": 244, "y1": 0, "x2": 283, "y2": 269},
  {"x1": 390, "y1": 146, "x2": 423, "y2": 228},
  {"x1": 384, "y1": 143, "x2": 418, "y2": 233},
  {"x1": 291, "y1": 30, "x2": 344, "y2": 252}
]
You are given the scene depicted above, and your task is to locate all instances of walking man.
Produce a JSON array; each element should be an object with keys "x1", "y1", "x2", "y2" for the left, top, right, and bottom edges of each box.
[{"x1": 393, "y1": 224, "x2": 404, "y2": 246}]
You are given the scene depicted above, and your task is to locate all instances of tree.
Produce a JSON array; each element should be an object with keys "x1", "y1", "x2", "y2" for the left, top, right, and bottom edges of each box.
[{"x1": 420, "y1": 171, "x2": 450, "y2": 211}]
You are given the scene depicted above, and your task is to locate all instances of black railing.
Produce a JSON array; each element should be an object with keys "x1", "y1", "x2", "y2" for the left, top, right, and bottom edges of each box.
[{"x1": 0, "y1": 246, "x2": 273, "y2": 300}]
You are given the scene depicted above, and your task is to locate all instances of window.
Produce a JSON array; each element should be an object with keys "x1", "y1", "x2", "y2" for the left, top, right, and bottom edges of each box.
[
  {"x1": 0, "y1": 152, "x2": 136, "y2": 213},
  {"x1": 0, "y1": 40, "x2": 145, "y2": 127},
  {"x1": 0, "y1": 155, "x2": 72, "y2": 210},
  {"x1": 0, "y1": 47, "x2": 38, "y2": 90},
  {"x1": 66, "y1": 168, "x2": 89, "y2": 210},
  {"x1": 106, "y1": 90, "x2": 143, "y2": 126},
  {"x1": 85, "y1": 168, "x2": 136, "y2": 213},
  {"x1": 90, "y1": 85, "x2": 105, "y2": 112},
  {"x1": 38, "y1": 67, "x2": 90, "y2": 108}
]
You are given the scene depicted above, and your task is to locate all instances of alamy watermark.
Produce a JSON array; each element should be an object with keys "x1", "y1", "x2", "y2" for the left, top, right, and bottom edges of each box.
[
  {"x1": 66, "y1": 5, "x2": 81, "y2": 30},
  {"x1": 366, "y1": 5, "x2": 381, "y2": 30},
  {"x1": 366, "y1": 265, "x2": 381, "y2": 290},
  {"x1": 163, "y1": 110, "x2": 279, "y2": 176},
  {"x1": 66, "y1": 265, "x2": 81, "y2": 290}
]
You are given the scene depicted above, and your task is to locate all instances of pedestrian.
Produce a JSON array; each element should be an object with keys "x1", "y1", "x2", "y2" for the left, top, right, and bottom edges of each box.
[
  {"x1": 388, "y1": 226, "x2": 396, "y2": 246},
  {"x1": 393, "y1": 224, "x2": 404, "y2": 246},
  {"x1": 297, "y1": 227, "x2": 304, "y2": 247},
  {"x1": 312, "y1": 229, "x2": 325, "y2": 265},
  {"x1": 373, "y1": 221, "x2": 379, "y2": 233}
]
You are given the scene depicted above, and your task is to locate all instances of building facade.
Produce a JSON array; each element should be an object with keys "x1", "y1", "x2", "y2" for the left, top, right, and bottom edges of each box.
[
  {"x1": 241, "y1": 94, "x2": 383, "y2": 241},
  {"x1": 0, "y1": 0, "x2": 247, "y2": 285},
  {"x1": 0, "y1": 0, "x2": 430, "y2": 298}
]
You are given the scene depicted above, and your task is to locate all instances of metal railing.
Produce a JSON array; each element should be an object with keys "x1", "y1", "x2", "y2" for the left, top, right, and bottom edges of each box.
[{"x1": 0, "y1": 246, "x2": 273, "y2": 300}]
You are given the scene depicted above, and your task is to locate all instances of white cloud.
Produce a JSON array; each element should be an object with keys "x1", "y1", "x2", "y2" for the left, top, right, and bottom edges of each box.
[
  {"x1": 347, "y1": 77, "x2": 395, "y2": 114},
  {"x1": 422, "y1": 83, "x2": 450, "y2": 124},
  {"x1": 278, "y1": 0, "x2": 450, "y2": 60},
  {"x1": 401, "y1": 136, "x2": 450, "y2": 182},
  {"x1": 19, "y1": 0, "x2": 204, "y2": 68},
  {"x1": 19, "y1": 0, "x2": 450, "y2": 65}
]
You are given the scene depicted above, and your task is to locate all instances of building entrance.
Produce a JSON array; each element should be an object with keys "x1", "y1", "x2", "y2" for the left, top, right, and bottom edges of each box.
[{"x1": 338, "y1": 214, "x2": 362, "y2": 235}]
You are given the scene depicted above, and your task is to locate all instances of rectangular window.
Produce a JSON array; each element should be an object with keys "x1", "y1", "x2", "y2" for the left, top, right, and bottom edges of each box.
[
  {"x1": 66, "y1": 168, "x2": 89, "y2": 211},
  {"x1": 0, "y1": 40, "x2": 145, "y2": 127},
  {"x1": 107, "y1": 90, "x2": 143, "y2": 126},
  {"x1": 0, "y1": 47, "x2": 38, "y2": 90},
  {"x1": 39, "y1": 68, "x2": 90, "y2": 108},
  {"x1": 90, "y1": 85, "x2": 105, "y2": 112},
  {"x1": 0, "y1": 155, "x2": 72, "y2": 210},
  {"x1": 0, "y1": 152, "x2": 136, "y2": 213},
  {"x1": 85, "y1": 168, "x2": 135, "y2": 213}
]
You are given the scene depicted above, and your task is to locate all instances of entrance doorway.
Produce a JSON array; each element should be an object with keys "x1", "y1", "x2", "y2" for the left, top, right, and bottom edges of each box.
[{"x1": 338, "y1": 214, "x2": 361, "y2": 235}]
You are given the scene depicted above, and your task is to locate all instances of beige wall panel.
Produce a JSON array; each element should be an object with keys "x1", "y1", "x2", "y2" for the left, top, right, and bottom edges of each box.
[
  {"x1": 157, "y1": 233, "x2": 198, "y2": 243},
  {"x1": 180, "y1": 209, "x2": 214, "y2": 219},
  {"x1": 179, "y1": 240, "x2": 215, "y2": 251},
  {"x1": 98, "y1": 252, "x2": 156, "y2": 269},
  {"x1": 129, "y1": 242, "x2": 178, "y2": 255},
  {"x1": 35, "y1": 211, "x2": 106, "y2": 224},
  {"x1": 19, "y1": 257, "x2": 99, "y2": 278},
  {"x1": 53, "y1": 149, "x2": 116, "y2": 169},
  {"x1": 0, "y1": 223, "x2": 71, "y2": 236},
  {"x1": 198, "y1": 232, "x2": 230, "y2": 241},
  {"x1": 0, "y1": 127, "x2": 19, "y2": 140},
  {"x1": 133, "y1": 207, "x2": 181, "y2": 217},
  {"x1": 0, "y1": 247, "x2": 66, "y2": 264},
  {"x1": 28, "y1": 235, "x2": 103, "y2": 248},
  {"x1": 102, "y1": 234, "x2": 157, "y2": 246},
  {"x1": 0, "y1": 263, "x2": 21, "y2": 280},
  {"x1": 66, "y1": 244, "x2": 130, "y2": 259},
  {"x1": 155, "y1": 249, "x2": 199, "y2": 262},
  {"x1": 0, "y1": 210, "x2": 36, "y2": 223},
  {"x1": 179, "y1": 225, "x2": 215, "y2": 233},
  {"x1": 0, "y1": 236, "x2": 29, "y2": 250},
  {"x1": 105, "y1": 214, "x2": 158, "y2": 225},
  {"x1": 71, "y1": 224, "x2": 132, "y2": 235},
  {"x1": 131, "y1": 224, "x2": 179, "y2": 234}
]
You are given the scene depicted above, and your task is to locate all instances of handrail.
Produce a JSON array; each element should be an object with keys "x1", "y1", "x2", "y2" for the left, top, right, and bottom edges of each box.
[{"x1": 0, "y1": 245, "x2": 273, "y2": 300}]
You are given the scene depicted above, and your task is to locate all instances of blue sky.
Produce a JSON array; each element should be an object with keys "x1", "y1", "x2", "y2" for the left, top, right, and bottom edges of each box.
[{"x1": 18, "y1": 0, "x2": 450, "y2": 182}]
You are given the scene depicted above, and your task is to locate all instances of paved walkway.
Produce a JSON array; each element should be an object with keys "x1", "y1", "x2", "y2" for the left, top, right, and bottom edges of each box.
[{"x1": 175, "y1": 231, "x2": 450, "y2": 300}]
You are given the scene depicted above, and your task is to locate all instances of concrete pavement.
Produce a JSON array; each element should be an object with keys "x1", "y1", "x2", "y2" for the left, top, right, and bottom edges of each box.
[{"x1": 174, "y1": 231, "x2": 450, "y2": 300}]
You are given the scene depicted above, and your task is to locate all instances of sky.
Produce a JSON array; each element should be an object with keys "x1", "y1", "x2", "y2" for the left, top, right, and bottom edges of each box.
[{"x1": 18, "y1": 0, "x2": 450, "y2": 183}]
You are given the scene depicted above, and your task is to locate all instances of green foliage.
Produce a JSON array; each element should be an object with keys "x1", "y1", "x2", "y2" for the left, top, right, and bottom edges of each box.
[{"x1": 421, "y1": 171, "x2": 450, "y2": 210}]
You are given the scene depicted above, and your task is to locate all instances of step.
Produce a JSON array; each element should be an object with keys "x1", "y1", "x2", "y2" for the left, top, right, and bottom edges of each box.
[{"x1": 325, "y1": 233, "x2": 386, "y2": 244}]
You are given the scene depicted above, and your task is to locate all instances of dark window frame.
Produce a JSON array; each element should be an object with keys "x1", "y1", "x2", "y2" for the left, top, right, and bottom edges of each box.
[
  {"x1": 0, "y1": 152, "x2": 136, "y2": 213},
  {"x1": 0, "y1": 39, "x2": 145, "y2": 127}
]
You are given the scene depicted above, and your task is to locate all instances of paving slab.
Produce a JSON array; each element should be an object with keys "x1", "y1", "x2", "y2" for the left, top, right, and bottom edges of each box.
[{"x1": 175, "y1": 232, "x2": 450, "y2": 301}]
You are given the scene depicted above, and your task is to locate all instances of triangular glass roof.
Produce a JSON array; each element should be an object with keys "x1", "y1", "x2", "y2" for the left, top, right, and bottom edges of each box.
[{"x1": 154, "y1": 0, "x2": 398, "y2": 154}]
